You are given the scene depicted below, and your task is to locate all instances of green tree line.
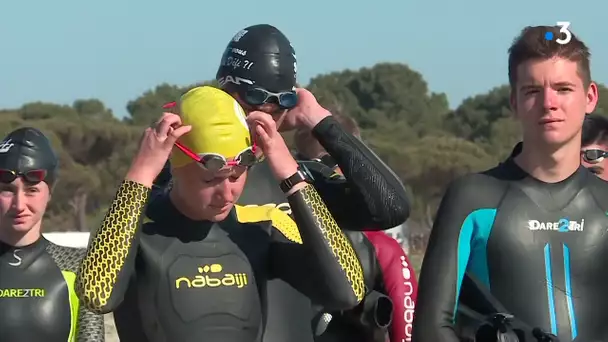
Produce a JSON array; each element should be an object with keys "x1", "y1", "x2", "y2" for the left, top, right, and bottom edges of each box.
[{"x1": 4, "y1": 63, "x2": 607, "y2": 248}]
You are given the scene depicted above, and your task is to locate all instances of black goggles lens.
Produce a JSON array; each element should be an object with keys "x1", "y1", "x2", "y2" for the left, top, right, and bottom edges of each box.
[
  {"x1": 0, "y1": 169, "x2": 47, "y2": 184},
  {"x1": 244, "y1": 88, "x2": 298, "y2": 108},
  {"x1": 582, "y1": 149, "x2": 608, "y2": 163}
]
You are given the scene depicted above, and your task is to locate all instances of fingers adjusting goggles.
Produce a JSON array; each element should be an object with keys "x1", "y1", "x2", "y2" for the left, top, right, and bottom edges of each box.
[{"x1": 174, "y1": 142, "x2": 257, "y2": 173}]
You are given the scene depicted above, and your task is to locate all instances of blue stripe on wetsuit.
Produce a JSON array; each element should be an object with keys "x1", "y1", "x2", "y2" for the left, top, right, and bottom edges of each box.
[
  {"x1": 453, "y1": 208, "x2": 497, "y2": 320},
  {"x1": 563, "y1": 244, "x2": 578, "y2": 340},
  {"x1": 544, "y1": 243, "x2": 558, "y2": 334},
  {"x1": 544, "y1": 243, "x2": 578, "y2": 339}
]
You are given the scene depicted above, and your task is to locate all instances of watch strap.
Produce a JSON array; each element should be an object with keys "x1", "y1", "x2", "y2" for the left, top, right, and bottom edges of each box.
[{"x1": 280, "y1": 169, "x2": 309, "y2": 193}]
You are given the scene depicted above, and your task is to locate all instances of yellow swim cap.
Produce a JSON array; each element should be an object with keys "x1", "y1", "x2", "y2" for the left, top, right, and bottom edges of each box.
[{"x1": 171, "y1": 86, "x2": 251, "y2": 168}]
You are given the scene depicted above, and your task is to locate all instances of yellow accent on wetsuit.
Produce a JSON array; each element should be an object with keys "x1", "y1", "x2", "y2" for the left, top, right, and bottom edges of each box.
[
  {"x1": 235, "y1": 205, "x2": 303, "y2": 244},
  {"x1": 236, "y1": 185, "x2": 365, "y2": 302},
  {"x1": 76, "y1": 180, "x2": 150, "y2": 313},
  {"x1": 61, "y1": 271, "x2": 79, "y2": 342},
  {"x1": 171, "y1": 86, "x2": 252, "y2": 168},
  {"x1": 298, "y1": 184, "x2": 365, "y2": 301}
]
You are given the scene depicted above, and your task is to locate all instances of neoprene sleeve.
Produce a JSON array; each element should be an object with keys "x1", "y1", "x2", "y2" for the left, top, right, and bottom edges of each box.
[
  {"x1": 312, "y1": 116, "x2": 410, "y2": 229},
  {"x1": 76, "y1": 180, "x2": 150, "y2": 314},
  {"x1": 276, "y1": 184, "x2": 365, "y2": 309},
  {"x1": 364, "y1": 231, "x2": 417, "y2": 342}
]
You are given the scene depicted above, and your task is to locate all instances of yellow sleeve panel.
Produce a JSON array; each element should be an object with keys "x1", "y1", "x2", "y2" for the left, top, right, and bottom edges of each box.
[
  {"x1": 76, "y1": 180, "x2": 150, "y2": 313},
  {"x1": 296, "y1": 185, "x2": 365, "y2": 302}
]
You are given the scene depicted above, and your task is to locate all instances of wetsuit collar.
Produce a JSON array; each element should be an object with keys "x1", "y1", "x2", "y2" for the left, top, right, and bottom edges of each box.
[
  {"x1": 504, "y1": 142, "x2": 588, "y2": 185},
  {"x1": 502, "y1": 147, "x2": 589, "y2": 191},
  {"x1": 0, "y1": 236, "x2": 46, "y2": 253},
  {"x1": 509, "y1": 142, "x2": 523, "y2": 158},
  {"x1": 146, "y1": 192, "x2": 241, "y2": 232}
]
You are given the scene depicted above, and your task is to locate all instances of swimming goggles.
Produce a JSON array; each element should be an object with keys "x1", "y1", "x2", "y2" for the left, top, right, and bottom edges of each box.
[
  {"x1": 242, "y1": 87, "x2": 298, "y2": 109},
  {"x1": 581, "y1": 149, "x2": 608, "y2": 164},
  {"x1": 174, "y1": 142, "x2": 258, "y2": 173},
  {"x1": 0, "y1": 169, "x2": 48, "y2": 184}
]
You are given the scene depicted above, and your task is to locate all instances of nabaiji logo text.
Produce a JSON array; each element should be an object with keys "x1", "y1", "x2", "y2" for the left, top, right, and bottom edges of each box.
[{"x1": 175, "y1": 264, "x2": 248, "y2": 289}]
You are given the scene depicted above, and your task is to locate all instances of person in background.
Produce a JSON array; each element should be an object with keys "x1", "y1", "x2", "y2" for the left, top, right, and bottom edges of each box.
[
  {"x1": 294, "y1": 113, "x2": 417, "y2": 342},
  {"x1": 217, "y1": 24, "x2": 410, "y2": 232},
  {"x1": 216, "y1": 25, "x2": 411, "y2": 342},
  {"x1": 0, "y1": 127, "x2": 104, "y2": 342},
  {"x1": 77, "y1": 86, "x2": 364, "y2": 342},
  {"x1": 581, "y1": 113, "x2": 608, "y2": 180}
]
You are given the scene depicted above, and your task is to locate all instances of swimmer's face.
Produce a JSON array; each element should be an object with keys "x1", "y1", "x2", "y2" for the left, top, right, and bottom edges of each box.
[
  {"x1": 511, "y1": 57, "x2": 598, "y2": 146},
  {"x1": 0, "y1": 177, "x2": 50, "y2": 237},
  {"x1": 582, "y1": 142, "x2": 608, "y2": 181},
  {"x1": 172, "y1": 162, "x2": 247, "y2": 222}
]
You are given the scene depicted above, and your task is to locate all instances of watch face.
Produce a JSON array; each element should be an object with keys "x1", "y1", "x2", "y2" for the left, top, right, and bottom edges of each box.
[{"x1": 299, "y1": 164, "x2": 315, "y2": 182}]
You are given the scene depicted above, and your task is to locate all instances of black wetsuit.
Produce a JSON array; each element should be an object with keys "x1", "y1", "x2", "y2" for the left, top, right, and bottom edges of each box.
[
  {"x1": 237, "y1": 116, "x2": 410, "y2": 342},
  {"x1": 412, "y1": 146, "x2": 608, "y2": 342},
  {"x1": 76, "y1": 180, "x2": 365, "y2": 342},
  {"x1": 0, "y1": 238, "x2": 104, "y2": 342}
]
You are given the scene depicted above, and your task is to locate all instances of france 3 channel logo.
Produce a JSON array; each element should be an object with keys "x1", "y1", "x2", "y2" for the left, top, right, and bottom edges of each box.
[{"x1": 544, "y1": 21, "x2": 572, "y2": 45}]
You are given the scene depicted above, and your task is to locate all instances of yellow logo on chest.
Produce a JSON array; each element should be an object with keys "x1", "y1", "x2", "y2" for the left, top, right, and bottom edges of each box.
[{"x1": 175, "y1": 264, "x2": 248, "y2": 289}]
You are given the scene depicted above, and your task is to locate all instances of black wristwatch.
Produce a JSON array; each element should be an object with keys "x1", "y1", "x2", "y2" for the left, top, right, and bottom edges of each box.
[{"x1": 280, "y1": 167, "x2": 312, "y2": 193}]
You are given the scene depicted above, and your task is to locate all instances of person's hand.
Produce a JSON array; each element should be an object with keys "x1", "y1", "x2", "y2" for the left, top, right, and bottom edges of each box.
[
  {"x1": 247, "y1": 111, "x2": 298, "y2": 181},
  {"x1": 286, "y1": 88, "x2": 332, "y2": 130},
  {"x1": 126, "y1": 112, "x2": 191, "y2": 187}
]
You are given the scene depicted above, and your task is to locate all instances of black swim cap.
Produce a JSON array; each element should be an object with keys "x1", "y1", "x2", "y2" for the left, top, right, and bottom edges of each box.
[
  {"x1": 216, "y1": 24, "x2": 297, "y2": 93},
  {"x1": 0, "y1": 127, "x2": 58, "y2": 186}
]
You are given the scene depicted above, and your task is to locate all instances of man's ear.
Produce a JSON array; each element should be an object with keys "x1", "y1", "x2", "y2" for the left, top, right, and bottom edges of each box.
[{"x1": 585, "y1": 81, "x2": 599, "y2": 114}]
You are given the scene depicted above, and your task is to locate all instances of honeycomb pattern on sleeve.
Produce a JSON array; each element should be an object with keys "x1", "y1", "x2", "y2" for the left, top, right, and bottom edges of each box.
[{"x1": 76, "y1": 180, "x2": 149, "y2": 313}]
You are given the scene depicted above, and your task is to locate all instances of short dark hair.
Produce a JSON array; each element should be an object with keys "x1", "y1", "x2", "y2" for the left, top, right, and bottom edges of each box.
[
  {"x1": 508, "y1": 25, "x2": 591, "y2": 89},
  {"x1": 294, "y1": 113, "x2": 360, "y2": 159},
  {"x1": 582, "y1": 114, "x2": 608, "y2": 146}
]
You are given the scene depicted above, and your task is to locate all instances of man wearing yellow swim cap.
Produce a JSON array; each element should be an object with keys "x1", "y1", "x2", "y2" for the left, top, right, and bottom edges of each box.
[{"x1": 76, "y1": 86, "x2": 365, "y2": 342}]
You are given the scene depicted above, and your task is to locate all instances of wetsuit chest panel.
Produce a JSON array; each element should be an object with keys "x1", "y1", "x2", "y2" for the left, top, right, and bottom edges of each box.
[
  {"x1": 478, "y1": 181, "x2": 608, "y2": 341},
  {"x1": 138, "y1": 224, "x2": 264, "y2": 342},
  {"x1": 0, "y1": 242, "x2": 71, "y2": 342}
]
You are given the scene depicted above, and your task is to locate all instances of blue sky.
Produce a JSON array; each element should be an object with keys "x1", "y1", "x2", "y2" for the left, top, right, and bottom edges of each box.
[{"x1": 1, "y1": 0, "x2": 604, "y2": 118}]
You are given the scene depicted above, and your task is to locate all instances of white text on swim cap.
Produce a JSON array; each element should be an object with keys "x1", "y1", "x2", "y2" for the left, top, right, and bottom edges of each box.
[
  {"x1": 0, "y1": 139, "x2": 14, "y2": 153},
  {"x1": 232, "y1": 30, "x2": 248, "y2": 43},
  {"x1": 218, "y1": 76, "x2": 254, "y2": 87}
]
